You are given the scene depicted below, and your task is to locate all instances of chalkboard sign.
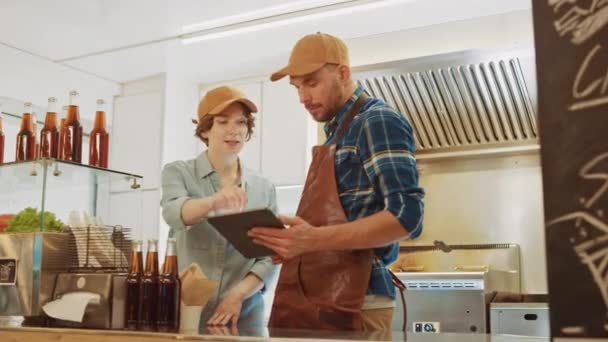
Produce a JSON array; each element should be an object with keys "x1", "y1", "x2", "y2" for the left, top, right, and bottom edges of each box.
[{"x1": 533, "y1": 0, "x2": 608, "y2": 338}]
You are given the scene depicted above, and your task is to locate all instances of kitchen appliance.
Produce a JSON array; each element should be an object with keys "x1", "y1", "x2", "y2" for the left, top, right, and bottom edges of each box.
[
  {"x1": 490, "y1": 302, "x2": 549, "y2": 337},
  {"x1": 391, "y1": 242, "x2": 521, "y2": 333},
  {"x1": 0, "y1": 232, "x2": 70, "y2": 317},
  {"x1": 0, "y1": 225, "x2": 130, "y2": 329},
  {"x1": 489, "y1": 293, "x2": 549, "y2": 337}
]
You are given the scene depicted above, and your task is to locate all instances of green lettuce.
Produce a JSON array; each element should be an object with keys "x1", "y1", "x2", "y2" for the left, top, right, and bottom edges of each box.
[{"x1": 6, "y1": 207, "x2": 64, "y2": 233}]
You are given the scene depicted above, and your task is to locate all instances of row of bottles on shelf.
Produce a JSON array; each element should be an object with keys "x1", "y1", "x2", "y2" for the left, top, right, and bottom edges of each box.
[{"x1": 0, "y1": 90, "x2": 110, "y2": 168}]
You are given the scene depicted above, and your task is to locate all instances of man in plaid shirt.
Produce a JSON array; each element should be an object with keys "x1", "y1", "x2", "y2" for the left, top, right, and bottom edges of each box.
[{"x1": 250, "y1": 32, "x2": 424, "y2": 331}]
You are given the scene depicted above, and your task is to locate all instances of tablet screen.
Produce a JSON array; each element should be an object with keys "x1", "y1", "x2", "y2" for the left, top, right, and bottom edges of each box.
[{"x1": 207, "y1": 208, "x2": 284, "y2": 258}]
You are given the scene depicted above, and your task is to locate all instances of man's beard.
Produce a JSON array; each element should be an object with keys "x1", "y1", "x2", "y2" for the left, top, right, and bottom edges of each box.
[{"x1": 319, "y1": 81, "x2": 345, "y2": 122}]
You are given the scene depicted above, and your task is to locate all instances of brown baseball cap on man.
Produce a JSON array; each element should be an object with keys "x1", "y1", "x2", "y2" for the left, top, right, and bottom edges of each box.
[
  {"x1": 195, "y1": 86, "x2": 258, "y2": 123},
  {"x1": 270, "y1": 32, "x2": 349, "y2": 82}
]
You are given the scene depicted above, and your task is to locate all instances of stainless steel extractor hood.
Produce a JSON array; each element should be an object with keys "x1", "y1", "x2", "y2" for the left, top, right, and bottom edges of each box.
[{"x1": 353, "y1": 48, "x2": 539, "y2": 159}]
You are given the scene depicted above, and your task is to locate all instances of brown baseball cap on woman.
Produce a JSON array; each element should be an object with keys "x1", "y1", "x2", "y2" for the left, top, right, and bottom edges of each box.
[
  {"x1": 195, "y1": 86, "x2": 258, "y2": 123},
  {"x1": 270, "y1": 32, "x2": 349, "y2": 82}
]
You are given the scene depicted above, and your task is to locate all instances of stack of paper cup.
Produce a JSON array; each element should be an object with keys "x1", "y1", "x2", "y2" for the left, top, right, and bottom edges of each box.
[{"x1": 179, "y1": 303, "x2": 204, "y2": 334}]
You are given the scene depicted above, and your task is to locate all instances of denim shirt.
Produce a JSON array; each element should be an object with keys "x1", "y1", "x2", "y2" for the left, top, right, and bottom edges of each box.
[{"x1": 160, "y1": 151, "x2": 278, "y2": 327}]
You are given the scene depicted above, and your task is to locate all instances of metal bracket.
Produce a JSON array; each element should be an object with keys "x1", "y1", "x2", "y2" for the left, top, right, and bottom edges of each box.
[
  {"x1": 29, "y1": 162, "x2": 38, "y2": 176},
  {"x1": 130, "y1": 177, "x2": 141, "y2": 190},
  {"x1": 52, "y1": 161, "x2": 62, "y2": 176}
]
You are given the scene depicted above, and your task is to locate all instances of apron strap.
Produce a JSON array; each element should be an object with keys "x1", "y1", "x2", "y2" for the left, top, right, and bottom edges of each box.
[
  {"x1": 388, "y1": 270, "x2": 407, "y2": 331},
  {"x1": 333, "y1": 92, "x2": 370, "y2": 142}
]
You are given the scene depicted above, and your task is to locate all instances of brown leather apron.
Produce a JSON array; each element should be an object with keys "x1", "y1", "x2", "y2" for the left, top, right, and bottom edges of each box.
[{"x1": 268, "y1": 94, "x2": 375, "y2": 330}]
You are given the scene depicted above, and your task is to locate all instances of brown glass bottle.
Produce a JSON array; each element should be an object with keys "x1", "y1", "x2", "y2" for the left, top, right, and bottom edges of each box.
[
  {"x1": 140, "y1": 239, "x2": 159, "y2": 331},
  {"x1": 32, "y1": 113, "x2": 40, "y2": 159},
  {"x1": 124, "y1": 240, "x2": 143, "y2": 330},
  {"x1": 157, "y1": 238, "x2": 181, "y2": 332},
  {"x1": 15, "y1": 102, "x2": 36, "y2": 161},
  {"x1": 62, "y1": 90, "x2": 83, "y2": 163},
  {"x1": 40, "y1": 97, "x2": 59, "y2": 159},
  {"x1": 0, "y1": 105, "x2": 4, "y2": 164},
  {"x1": 89, "y1": 99, "x2": 110, "y2": 168},
  {"x1": 57, "y1": 110, "x2": 67, "y2": 161}
]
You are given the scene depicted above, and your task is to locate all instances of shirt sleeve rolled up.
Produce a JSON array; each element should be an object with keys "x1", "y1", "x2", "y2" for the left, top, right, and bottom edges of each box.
[
  {"x1": 357, "y1": 110, "x2": 425, "y2": 239},
  {"x1": 160, "y1": 163, "x2": 191, "y2": 232}
]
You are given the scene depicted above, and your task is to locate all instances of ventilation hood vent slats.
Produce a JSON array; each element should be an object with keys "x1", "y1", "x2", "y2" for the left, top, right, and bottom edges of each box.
[
  {"x1": 512, "y1": 58, "x2": 538, "y2": 137},
  {"x1": 432, "y1": 69, "x2": 470, "y2": 145},
  {"x1": 422, "y1": 71, "x2": 459, "y2": 147},
  {"x1": 501, "y1": 60, "x2": 532, "y2": 139},
  {"x1": 472, "y1": 64, "x2": 508, "y2": 142},
  {"x1": 356, "y1": 57, "x2": 538, "y2": 154},
  {"x1": 446, "y1": 67, "x2": 484, "y2": 144},
  {"x1": 406, "y1": 74, "x2": 442, "y2": 148},
  {"x1": 459, "y1": 65, "x2": 497, "y2": 143},
  {"x1": 484, "y1": 62, "x2": 518, "y2": 141},
  {"x1": 491, "y1": 61, "x2": 522, "y2": 140},
  {"x1": 390, "y1": 76, "x2": 431, "y2": 148}
]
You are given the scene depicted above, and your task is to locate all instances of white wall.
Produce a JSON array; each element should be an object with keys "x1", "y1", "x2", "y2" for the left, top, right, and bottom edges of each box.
[
  {"x1": 0, "y1": 43, "x2": 120, "y2": 124},
  {"x1": 110, "y1": 75, "x2": 166, "y2": 256},
  {"x1": 416, "y1": 154, "x2": 546, "y2": 293},
  {"x1": 161, "y1": 41, "x2": 200, "y2": 166}
]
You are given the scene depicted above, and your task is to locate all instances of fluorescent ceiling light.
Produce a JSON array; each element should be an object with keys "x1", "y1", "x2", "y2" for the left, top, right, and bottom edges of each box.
[
  {"x1": 180, "y1": 0, "x2": 403, "y2": 44},
  {"x1": 182, "y1": 0, "x2": 352, "y2": 33}
]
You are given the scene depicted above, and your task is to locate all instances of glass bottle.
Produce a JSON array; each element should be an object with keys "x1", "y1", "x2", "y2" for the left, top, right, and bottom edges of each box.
[
  {"x1": 57, "y1": 106, "x2": 67, "y2": 160},
  {"x1": 157, "y1": 238, "x2": 181, "y2": 332},
  {"x1": 0, "y1": 104, "x2": 4, "y2": 164},
  {"x1": 140, "y1": 239, "x2": 159, "y2": 331},
  {"x1": 125, "y1": 240, "x2": 143, "y2": 330},
  {"x1": 15, "y1": 102, "x2": 36, "y2": 161},
  {"x1": 40, "y1": 97, "x2": 59, "y2": 159},
  {"x1": 89, "y1": 99, "x2": 110, "y2": 168},
  {"x1": 32, "y1": 113, "x2": 39, "y2": 159},
  {"x1": 63, "y1": 91, "x2": 83, "y2": 163}
]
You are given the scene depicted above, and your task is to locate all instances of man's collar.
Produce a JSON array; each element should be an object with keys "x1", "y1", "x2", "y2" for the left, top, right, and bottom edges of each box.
[{"x1": 323, "y1": 85, "x2": 364, "y2": 142}]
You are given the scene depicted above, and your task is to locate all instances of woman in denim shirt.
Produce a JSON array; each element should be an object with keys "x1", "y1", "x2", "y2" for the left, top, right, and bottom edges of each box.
[{"x1": 161, "y1": 86, "x2": 278, "y2": 329}]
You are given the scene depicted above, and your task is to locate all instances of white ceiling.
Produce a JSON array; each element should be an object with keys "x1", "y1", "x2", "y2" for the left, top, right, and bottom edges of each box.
[
  {"x1": 0, "y1": 0, "x2": 170, "y2": 60},
  {"x1": 0, "y1": 0, "x2": 532, "y2": 84}
]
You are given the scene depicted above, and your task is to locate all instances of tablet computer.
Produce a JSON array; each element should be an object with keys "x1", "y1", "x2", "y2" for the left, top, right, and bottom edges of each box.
[{"x1": 207, "y1": 208, "x2": 284, "y2": 258}]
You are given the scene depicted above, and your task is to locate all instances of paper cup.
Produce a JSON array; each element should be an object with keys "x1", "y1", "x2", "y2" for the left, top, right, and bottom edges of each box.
[{"x1": 179, "y1": 302, "x2": 203, "y2": 334}]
